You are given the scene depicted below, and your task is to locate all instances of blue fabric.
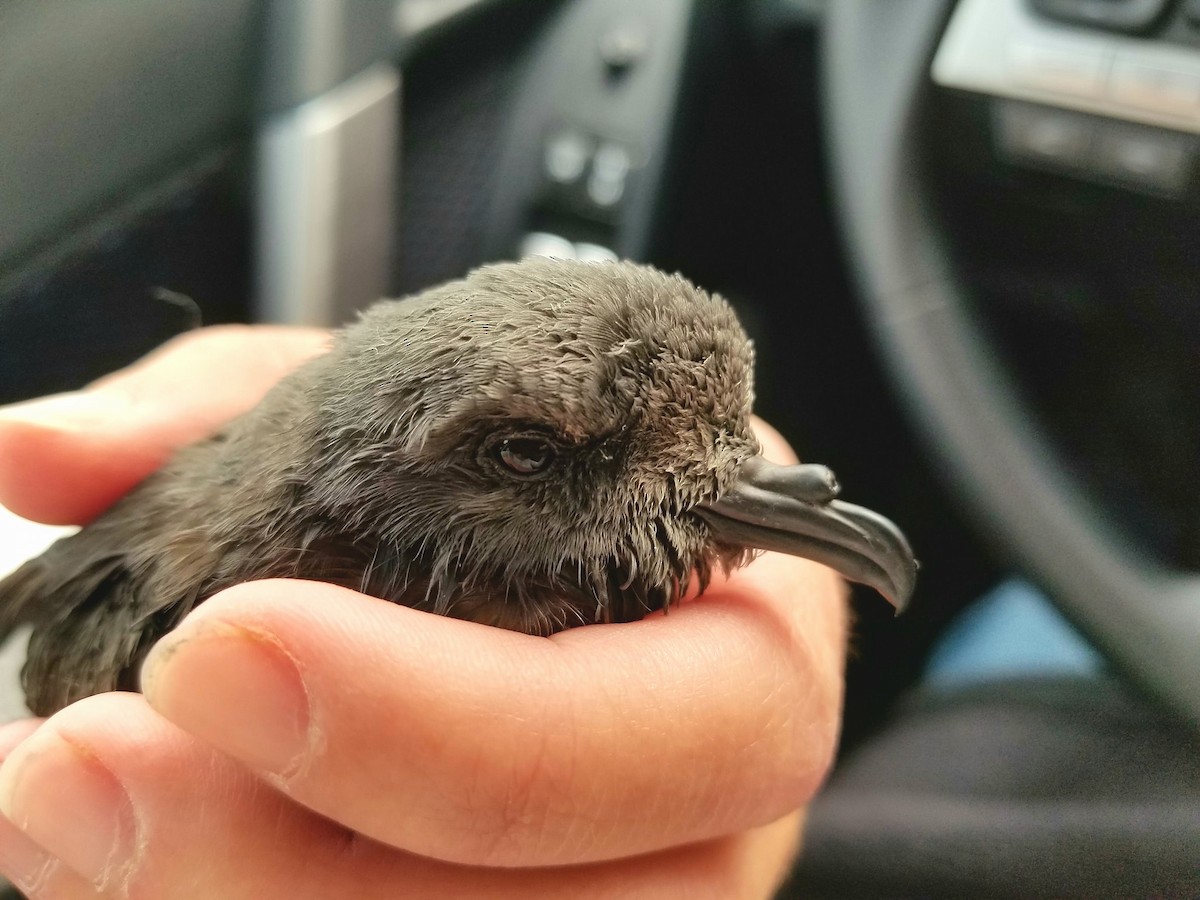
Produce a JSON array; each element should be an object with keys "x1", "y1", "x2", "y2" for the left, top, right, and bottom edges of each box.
[{"x1": 924, "y1": 579, "x2": 1105, "y2": 687}]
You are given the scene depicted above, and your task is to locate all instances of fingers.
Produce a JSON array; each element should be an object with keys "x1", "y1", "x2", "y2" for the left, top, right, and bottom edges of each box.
[
  {"x1": 750, "y1": 415, "x2": 797, "y2": 467},
  {"x1": 140, "y1": 556, "x2": 846, "y2": 869},
  {"x1": 0, "y1": 694, "x2": 805, "y2": 899},
  {"x1": 0, "y1": 719, "x2": 98, "y2": 899},
  {"x1": 0, "y1": 695, "x2": 358, "y2": 900},
  {"x1": 0, "y1": 326, "x2": 328, "y2": 524}
]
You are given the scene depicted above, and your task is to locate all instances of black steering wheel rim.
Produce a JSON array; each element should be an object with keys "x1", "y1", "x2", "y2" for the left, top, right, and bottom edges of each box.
[{"x1": 821, "y1": 0, "x2": 1200, "y2": 729}]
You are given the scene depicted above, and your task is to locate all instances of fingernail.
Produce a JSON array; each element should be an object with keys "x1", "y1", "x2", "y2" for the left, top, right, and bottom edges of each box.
[
  {"x1": 0, "y1": 392, "x2": 132, "y2": 431},
  {"x1": 0, "y1": 826, "x2": 60, "y2": 897},
  {"x1": 142, "y1": 621, "x2": 312, "y2": 776},
  {"x1": 0, "y1": 730, "x2": 136, "y2": 890},
  {"x1": 0, "y1": 721, "x2": 60, "y2": 894}
]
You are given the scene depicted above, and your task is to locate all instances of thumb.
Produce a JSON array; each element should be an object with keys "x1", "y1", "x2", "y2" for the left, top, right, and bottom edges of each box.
[{"x1": 0, "y1": 326, "x2": 328, "y2": 525}]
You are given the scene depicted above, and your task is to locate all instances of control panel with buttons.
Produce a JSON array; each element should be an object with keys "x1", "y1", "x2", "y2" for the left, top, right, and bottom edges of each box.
[
  {"x1": 483, "y1": 0, "x2": 699, "y2": 265},
  {"x1": 934, "y1": 0, "x2": 1200, "y2": 133},
  {"x1": 934, "y1": 0, "x2": 1200, "y2": 194},
  {"x1": 540, "y1": 128, "x2": 639, "y2": 224},
  {"x1": 994, "y1": 99, "x2": 1197, "y2": 192}
]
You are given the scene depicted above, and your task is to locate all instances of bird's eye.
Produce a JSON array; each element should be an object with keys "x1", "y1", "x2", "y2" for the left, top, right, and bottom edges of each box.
[{"x1": 490, "y1": 437, "x2": 557, "y2": 477}]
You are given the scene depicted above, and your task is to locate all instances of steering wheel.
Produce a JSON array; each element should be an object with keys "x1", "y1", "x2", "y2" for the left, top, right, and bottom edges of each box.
[{"x1": 822, "y1": 0, "x2": 1200, "y2": 729}]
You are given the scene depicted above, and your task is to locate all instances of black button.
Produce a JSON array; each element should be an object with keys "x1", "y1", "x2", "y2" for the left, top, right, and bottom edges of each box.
[
  {"x1": 598, "y1": 21, "x2": 649, "y2": 74},
  {"x1": 1092, "y1": 125, "x2": 1196, "y2": 194},
  {"x1": 994, "y1": 102, "x2": 1095, "y2": 170},
  {"x1": 1029, "y1": 0, "x2": 1170, "y2": 35}
]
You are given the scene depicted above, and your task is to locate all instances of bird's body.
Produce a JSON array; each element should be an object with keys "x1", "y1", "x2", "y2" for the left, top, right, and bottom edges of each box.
[{"x1": 0, "y1": 260, "x2": 916, "y2": 716}]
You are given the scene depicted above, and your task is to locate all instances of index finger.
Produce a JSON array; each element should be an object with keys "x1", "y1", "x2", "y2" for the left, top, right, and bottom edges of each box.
[
  {"x1": 141, "y1": 551, "x2": 847, "y2": 868},
  {"x1": 0, "y1": 326, "x2": 328, "y2": 524}
]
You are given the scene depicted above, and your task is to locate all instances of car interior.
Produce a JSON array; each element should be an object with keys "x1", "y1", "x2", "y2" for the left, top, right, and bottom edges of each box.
[{"x1": 0, "y1": 0, "x2": 1198, "y2": 896}]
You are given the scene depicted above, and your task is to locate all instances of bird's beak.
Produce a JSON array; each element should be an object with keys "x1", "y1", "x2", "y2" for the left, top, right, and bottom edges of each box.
[{"x1": 694, "y1": 456, "x2": 917, "y2": 612}]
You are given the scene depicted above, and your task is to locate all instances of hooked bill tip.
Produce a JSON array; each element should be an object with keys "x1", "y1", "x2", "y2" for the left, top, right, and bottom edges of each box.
[{"x1": 696, "y1": 456, "x2": 917, "y2": 611}]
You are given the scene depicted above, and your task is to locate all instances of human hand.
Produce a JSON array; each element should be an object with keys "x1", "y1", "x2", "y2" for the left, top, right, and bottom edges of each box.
[{"x1": 0, "y1": 326, "x2": 847, "y2": 898}]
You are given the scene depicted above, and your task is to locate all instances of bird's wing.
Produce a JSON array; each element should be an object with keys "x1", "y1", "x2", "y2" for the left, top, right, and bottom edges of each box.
[
  {"x1": 14, "y1": 554, "x2": 145, "y2": 714},
  {"x1": 0, "y1": 505, "x2": 205, "y2": 715}
]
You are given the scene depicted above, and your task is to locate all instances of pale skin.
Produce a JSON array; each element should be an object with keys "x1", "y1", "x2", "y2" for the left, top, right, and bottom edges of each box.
[{"x1": 0, "y1": 326, "x2": 848, "y2": 899}]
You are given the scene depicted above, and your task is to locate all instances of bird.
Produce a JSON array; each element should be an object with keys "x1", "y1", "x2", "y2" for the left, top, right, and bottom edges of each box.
[{"x1": 0, "y1": 259, "x2": 917, "y2": 716}]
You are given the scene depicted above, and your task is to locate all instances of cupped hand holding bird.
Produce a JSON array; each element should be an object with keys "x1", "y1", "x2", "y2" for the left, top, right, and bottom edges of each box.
[{"x1": 0, "y1": 324, "x2": 848, "y2": 898}]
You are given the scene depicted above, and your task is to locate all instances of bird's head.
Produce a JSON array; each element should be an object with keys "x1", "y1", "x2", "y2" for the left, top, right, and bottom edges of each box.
[{"x1": 299, "y1": 259, "x2": 915, "y2": 634}]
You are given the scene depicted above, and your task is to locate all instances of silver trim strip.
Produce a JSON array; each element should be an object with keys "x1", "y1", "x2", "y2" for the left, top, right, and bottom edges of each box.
[
  {"x1": 256, "y1": 64, "x2": 400, "y2": 326},
  {"x1": 932, "y1": 0, "x2": 1200, "y2": 135}
]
